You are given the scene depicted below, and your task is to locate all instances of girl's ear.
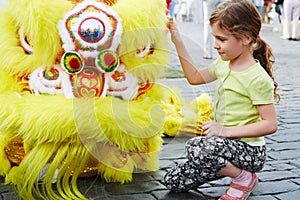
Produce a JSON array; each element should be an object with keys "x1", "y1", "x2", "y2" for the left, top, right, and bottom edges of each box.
[{"x1": 242, "y1": 35, "x2": 252, "y2": 45}]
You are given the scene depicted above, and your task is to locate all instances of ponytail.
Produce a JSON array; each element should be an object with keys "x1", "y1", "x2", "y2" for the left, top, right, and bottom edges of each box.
[{"x1": 253, "y1": 38, "x2": 280, "y2": 102}]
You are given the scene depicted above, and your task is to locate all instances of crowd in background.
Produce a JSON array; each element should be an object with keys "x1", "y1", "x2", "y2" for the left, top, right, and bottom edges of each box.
[
  {"x1": 1, "y1": 0, "x2": 299, "y2": 41},
  {"x1": 168, "y1": 0, "x2": 300, "y2": 42}
]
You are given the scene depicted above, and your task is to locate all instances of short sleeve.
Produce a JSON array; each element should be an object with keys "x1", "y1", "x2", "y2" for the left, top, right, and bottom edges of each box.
[
  {"x1": 249, "y1": 75, "x2": 274, "y2": 105},
  {"x1": 208, "y1": 58, "x2": 225, "y2": 78}
]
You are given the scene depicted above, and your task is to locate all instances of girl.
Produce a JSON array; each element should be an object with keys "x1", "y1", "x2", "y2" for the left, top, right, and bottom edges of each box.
[{"x1": 164, "y1": 0, "x2": 279, "y2": 199}]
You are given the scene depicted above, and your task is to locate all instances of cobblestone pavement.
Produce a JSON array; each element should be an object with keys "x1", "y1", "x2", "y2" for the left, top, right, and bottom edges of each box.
[{"x1": 1, "y1": 22, "x2": 300, "y2": 200}]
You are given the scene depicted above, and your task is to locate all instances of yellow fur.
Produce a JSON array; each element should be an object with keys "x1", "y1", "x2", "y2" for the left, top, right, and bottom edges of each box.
[
  {"x1": 113, "y1": 0, "x2": 169, "y2": 82},
  {"x1": 0, "y1": 133, "x2": 11, "y2": 176}
]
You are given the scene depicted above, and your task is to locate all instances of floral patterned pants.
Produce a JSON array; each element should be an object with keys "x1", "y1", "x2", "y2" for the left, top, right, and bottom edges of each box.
[{"x1": 163, "y1": 136, "x2": 266, "y2": 192}]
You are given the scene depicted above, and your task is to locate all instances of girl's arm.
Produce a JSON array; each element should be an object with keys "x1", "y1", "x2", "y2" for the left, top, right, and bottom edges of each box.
[
  {"x1": 203, "y1": 103, "x2": 278, "y2": 138},
  {"x1": 168, "y1": 20, "x2": 216, "y2": 85}
]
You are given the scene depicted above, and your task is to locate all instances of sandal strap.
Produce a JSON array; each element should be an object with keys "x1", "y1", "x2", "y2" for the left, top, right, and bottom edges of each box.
[
  {"x1": 230, "y1": 182, "x2": 252, "y2": 192},
  {"x1": 230, "y1": 173, "x2": 258, "y2": 192}
]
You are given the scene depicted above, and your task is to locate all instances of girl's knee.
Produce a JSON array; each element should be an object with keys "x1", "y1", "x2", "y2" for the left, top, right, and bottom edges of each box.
[
  {"x1": 185, "y1": 136, "x2": 225, "y2": 164},
  {"x1": 186, "y1": 136, "x2": 222, "y2": 154}
]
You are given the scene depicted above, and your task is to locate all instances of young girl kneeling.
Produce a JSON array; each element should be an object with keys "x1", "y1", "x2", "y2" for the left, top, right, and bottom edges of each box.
[{"x1": 164, "y1": 0, "x2": 279, "y2": 199}]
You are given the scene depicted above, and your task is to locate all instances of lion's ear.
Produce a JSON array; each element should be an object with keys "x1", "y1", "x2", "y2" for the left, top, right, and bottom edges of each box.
[
  {"x1": 0, "y1": 0, "x2": 73, "y2": 75},
  {"x1": 112, "y1": 0, "x2": 168, "y2": 31}
]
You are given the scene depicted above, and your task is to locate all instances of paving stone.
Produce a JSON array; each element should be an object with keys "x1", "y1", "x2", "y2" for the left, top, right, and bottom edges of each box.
[
  {"x1": 252, "y1": 180, "x2": 299, "y2": 195},
  {"x1": 131, "y1": 172, "x2": 155, "y2": 182},
  {"x1": 197, "y1": 186, "x2": 227, "y2": 198},
  {"x1": 268, "y1": 132, "x2": 300, "y2": 143},
  {"x1": 248, "y1": 195, "x2": 277, "y2": 200},
  {"x1": 104, "y1": 181, "x2": 165, "y2": 195},
  {"x1": 267, "y1": 161, "x2": 299, "y2": 171},
  {"x1": 274, "y1": 189, "x2": 300, "y2": 200},
  {"x1": 152, "y1": 189, "x2": 211, "y2": 200},
  {"x1": 207, "y1": 177, "x2": 231, "y2": 187},
  {"x1": 257, "y1": 170, "x2": 299, "y2": 182},
  {"x1": 90, "y1": 193, "x2": 157, "y2": 200},
  {"x1": 268, "y1": 149, "x2": 300, "y2": 160},
  {"x1": 151, "y1": 170, "x2": 166, "y2": 181},
  {"x1": 1, "y1": 191, "x2": 21, "y2": 200},
  {"x1": 291, "y1": 169, "x2": 300, "y2": 176},
  {"x1": 159, "y1": 159, "x2": 177, "y2": 170},
  {"x1": 268, "y1": 142, "x2": 300, "y2": 151}
]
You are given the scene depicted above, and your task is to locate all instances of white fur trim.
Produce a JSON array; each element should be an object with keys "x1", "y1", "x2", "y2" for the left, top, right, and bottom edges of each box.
[{"x1": 29, "y1": 65, "x2": 64, "y2": 95}]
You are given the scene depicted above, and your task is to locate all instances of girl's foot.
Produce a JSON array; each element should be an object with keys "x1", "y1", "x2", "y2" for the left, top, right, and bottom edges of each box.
[{"x1": 219, "y1": 171, "x2": 258, "y2": 200}]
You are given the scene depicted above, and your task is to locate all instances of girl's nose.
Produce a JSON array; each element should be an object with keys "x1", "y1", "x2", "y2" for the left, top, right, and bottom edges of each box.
[{"x1": 213, "y1": 40, "x2": 219, "y2": 50}]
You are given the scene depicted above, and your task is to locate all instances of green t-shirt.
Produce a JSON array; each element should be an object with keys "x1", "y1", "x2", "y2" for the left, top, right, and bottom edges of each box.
[{"x1": 208, "y1": 58, "x2": 274, "y2": 144}]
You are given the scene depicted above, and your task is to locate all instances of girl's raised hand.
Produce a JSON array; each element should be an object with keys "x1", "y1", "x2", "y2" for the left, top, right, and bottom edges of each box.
[{"x1": 167, "y1": 18, "x2": 181, "y2": 43}]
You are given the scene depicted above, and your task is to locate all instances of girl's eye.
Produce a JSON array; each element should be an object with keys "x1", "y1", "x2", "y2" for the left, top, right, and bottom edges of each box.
[{"x1": 217, "y1": 37, "x2": 226, "y2": 42}]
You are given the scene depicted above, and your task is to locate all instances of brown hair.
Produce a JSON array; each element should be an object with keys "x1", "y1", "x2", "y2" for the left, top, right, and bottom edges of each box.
[{"x1": 209, "y1": 0, "x2": 280, "y2": 101}]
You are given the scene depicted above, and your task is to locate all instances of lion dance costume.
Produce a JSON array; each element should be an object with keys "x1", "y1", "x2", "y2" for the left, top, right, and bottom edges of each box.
[
  {"x1": 0, "y1": 0, "x2": 182, "y2": 199},
  {"x1": 0, "y1": 0, "x2": 212, "y2": 199}
]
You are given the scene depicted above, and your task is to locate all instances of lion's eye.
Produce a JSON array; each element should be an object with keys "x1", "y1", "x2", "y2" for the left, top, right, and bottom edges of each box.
[
  {"x1": 136, "y1": 43, "x2": 155, "y2": 58},
  {"x1": 79, "y1": 18, "x2": 105, "y2": 43},
  {"x1": 18, "y1": 27, "x2": 33, "y2": 54}
]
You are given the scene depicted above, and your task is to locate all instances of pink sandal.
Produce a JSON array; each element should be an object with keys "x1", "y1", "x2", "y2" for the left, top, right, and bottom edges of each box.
[{"x1": 219, "y1": 173, "x2": 259, "y2": 200}]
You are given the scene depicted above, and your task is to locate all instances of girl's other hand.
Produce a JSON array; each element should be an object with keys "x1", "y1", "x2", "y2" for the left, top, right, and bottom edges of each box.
[{"x1": 202, "y1": 120, "x2": 225, "y2": 137}]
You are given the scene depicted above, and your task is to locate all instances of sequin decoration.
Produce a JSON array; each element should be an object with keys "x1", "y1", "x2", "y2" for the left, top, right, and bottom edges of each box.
[
  {"x1": 43, "y1": 67, "x2": 59, "y2": 80},
  {"x1": 61, "y1": 51, "x2": 84, "y2": 74},
  {"x1": 72, "y1": 65, "x2": 105, "y2": 97},
  {"x1": 4, "y1": 137, "x2": 25, "y2": 165},
  {"x1": 96, "y1": 50, "x2": 119, "y2": 73},
  {"x1": 111, "y1": 71, "x2": 125, "y2": 82}
]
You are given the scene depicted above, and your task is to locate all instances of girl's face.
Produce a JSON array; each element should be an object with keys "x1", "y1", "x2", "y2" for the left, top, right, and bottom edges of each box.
[{"x1": 211, "y1": 22, "x2": 250, "y2": 62}]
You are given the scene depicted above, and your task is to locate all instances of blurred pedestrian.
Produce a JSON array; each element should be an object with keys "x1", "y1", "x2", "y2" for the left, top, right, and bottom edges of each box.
[
  {"x1": 252, "y1": 0, "x2": 264, "y2": 17},
  {"x1": 272, "y1": 0, "x2": 284, "y2": 34},
  {"x1": 203, "y1": 0, "x2": 227, "y2": 59},
  {"x1": 263, "y1": 0, "x2": 273, "y2": 23},
  {"x1": 168, "y1": 0, "x2": 178, "y2": 18},
  {"x1": 283, "y1": 0, "x2": 300, "y2": 41},
  {"x1": 166, "y1": 0, "x2": 172, "y2": 15},
  {"x1": 165, "y1": 0, "x2": 279, "y2": 199},
  {"x1": 194, "y1": 0, "x2": 204, "y2": 24}
]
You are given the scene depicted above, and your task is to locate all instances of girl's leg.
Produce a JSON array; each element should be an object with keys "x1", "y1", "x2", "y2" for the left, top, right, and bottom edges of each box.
[
  {"x1": 215, "y1": 139, "x2": 266, "y2": 199},
  {"x1": 164, "y1": 136, "x2": 266, "y2": 192},
  {"x1": 163, "y1": 160, "x2": 223, "y2": 192},
  {"x1": 164, "y1": 136, "x2": 227, "y2": 192},
  {"x1": 186, "y1": 137, "x2": 266, "y2": 173}
]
